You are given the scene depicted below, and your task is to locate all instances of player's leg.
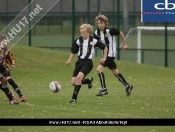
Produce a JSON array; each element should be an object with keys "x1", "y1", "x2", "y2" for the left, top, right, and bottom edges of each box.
[
  {"x1": 0, "y1": 76, "x2": 18, "y2": 104},
  {"x1": 0, "y1": 84, "x2": 17, "y2": 104},
  {"x1": 6, "y1": 77, "x2": 26, "y2": 102},
  {"x1": 69, "y1": 60, "x2": 93, "y2": 104},
  {"x1": 82, "y1": 77, "x2": 93, "y2": 89},
  {"x1": 0, "y1": 82, "x2": 12, "y2": 102},
  {"x1": 71, "y1": 77, "x2": 76, "y2": 86},
  {"x1": 96, "y1": 58, "x2": 113, "y2": 96},
  {"x1": 96, "y1": 65, "x2": 108, "y2": 96},
  {"x1": 111, "y1": 66, "x2": 133, "y2": 96},
  {"x1": 69, "y1": 60, "x2": 81, "y2": 104},
  {"x1": 71, "y1": 68, "x2": 92, "y2": 88},
  {"x1": 69, "y1": 72, "x2": 84, "y2": 104},
  {"x1": 82, "y1": 61, "x2": 94, "y2": 89},
  {"x1": 0, "y1": 64, "x2": 18, "y2": 104}
]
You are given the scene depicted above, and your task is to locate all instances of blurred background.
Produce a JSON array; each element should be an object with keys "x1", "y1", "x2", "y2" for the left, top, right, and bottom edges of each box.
[{"x1": 0, "y1": 0, "x2": 175, "y2": 68}]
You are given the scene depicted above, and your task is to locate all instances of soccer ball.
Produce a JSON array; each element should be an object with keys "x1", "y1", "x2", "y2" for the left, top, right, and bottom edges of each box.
[{"x1": 49, "y1": 81, "x2": 61, "y2": 93}]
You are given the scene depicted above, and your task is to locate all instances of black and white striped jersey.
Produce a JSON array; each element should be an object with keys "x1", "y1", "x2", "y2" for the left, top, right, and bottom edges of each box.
[
  {"x1": 93, "y1": 27, "x2": 120, "y2": 57},
  {"x1": 71, "y1": 36, "x2": 106, "y2": 60}
]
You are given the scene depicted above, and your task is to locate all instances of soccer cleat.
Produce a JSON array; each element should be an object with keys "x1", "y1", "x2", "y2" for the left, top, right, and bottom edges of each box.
[
  {"x1": 68, "y1": 99, "x2": 76, "y2": 104},
  {"x1": 9, "y1": 91, "x2": 19, "y2": 104},
  {"x1": 10, "y1": 91, "x2": 17, "y2": 101},
  {"x1": 10, "y1": 100, "x2": 19, "y2": 104},
  {"x1": 96, "y1": 89, "x2": 108, "y2": 96},
  {"x1": 9, "y1": 98, "x2": 19, "y2": 105},
  {"x1": 20, "y1": 96, "x2": 26, "y2": 102},
  {"x1": 126, "y1": 85, "x2": 133, "y2": 96},
  {"x1": 88, "y1": 77, "x2": 93, "y2": 89}
]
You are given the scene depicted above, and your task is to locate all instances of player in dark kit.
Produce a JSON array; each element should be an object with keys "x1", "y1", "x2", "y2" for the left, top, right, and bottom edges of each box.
[
  {"x1": 0, "y1": 34, "x2": 25, "y2": 102},
  {"x1": 93, "y1": 15, "x2": 133, "y2": 96},
  {"x1": 0, "y1": 63, "x2": 19, "y2": 104},
  {"x1": 66, "y1": 24, "x2": 107, "y2": 104}
]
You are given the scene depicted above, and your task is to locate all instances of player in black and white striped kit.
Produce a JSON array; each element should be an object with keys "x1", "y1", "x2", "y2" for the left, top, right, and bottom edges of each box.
[
  {"x1": 93, "y1": 15, "x2": 133, "y2": 96},
  {"x1": 66, "y1": 24, "x2": 107, "y2": 104}
]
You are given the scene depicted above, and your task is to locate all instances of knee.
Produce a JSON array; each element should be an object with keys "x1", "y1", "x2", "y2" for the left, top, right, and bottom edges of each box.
[
  {"x1": 96, "y1": 65, "x2": 104, "y2": 73},
  {"x1": 71, "y1": 79, "x2": 75, "y2": 86},
  {"x1": 71, "y1": 82, "x2": 75, "y2": 86},
  {"x1": 76, "y1": 76, "x2": 82, "y2": 82},
  {"x1": 0, "y1": 77, "x2": 7, "y2": 86},
  {"x1": 96, "y1": 67, "x2": 101, "y2": 73},
  {"x1": 112, "y1": 69, "x2": 119, "y2": 75},
  {"x1": 71, "y1": 77, "x2": 76, "y2": 86}
]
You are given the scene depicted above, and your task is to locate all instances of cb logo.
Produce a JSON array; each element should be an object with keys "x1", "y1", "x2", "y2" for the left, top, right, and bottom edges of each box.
[{"x1": 154, "y1": 0, "x2": 175, "y2": 10}]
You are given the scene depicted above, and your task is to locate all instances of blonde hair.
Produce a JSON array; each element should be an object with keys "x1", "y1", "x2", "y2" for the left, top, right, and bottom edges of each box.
[
  {"x1": 0, "y1": 34, "x2": 7, "y2": 43},
  {"x1": 80, "y1": 24, "x2": 93, "y2": 35},
  {"x1": 95, "y1": 15, "x2": 109, "y2": 25}
]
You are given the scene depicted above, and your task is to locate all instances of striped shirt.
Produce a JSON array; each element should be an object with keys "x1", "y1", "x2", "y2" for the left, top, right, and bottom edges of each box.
[
  {"x1": 71, "y1": 36, "x2": 106, "y2": 59},
  {"x1": 3, "y1": 50, "x2": 15, "y2": 66},
  {"x1": 93, "y1": 27, "x2": 120, "y2": 57}
]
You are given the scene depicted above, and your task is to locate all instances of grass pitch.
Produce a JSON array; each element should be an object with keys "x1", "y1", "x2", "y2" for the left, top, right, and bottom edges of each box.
[{"x1": 0, "y1": 45, "x2": 175, "y2": 132}]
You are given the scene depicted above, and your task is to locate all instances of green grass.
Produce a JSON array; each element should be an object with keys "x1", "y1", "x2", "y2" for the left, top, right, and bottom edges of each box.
[{"x1": 0, "y1": 45, "x2": 175, "y2": 131}]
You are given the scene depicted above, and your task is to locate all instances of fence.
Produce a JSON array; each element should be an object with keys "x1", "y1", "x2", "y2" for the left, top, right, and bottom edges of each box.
[{"x1": 0, "y1": 0, "x2": 175, "y2": 68}]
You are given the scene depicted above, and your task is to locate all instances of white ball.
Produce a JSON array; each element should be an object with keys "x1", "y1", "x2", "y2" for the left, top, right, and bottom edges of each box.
[{"x1": 49, "y1": 81, "x2": 61, "y2": 93}]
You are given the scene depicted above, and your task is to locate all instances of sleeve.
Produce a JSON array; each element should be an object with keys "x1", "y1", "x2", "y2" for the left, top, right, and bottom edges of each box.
[
  {"x1": 109, "y1": 28, "x2": 120, "y2": 36},
  {"x1": 93, "y1": 30, "x2": 100, "y2": 40},
  {"x1": 94, "y1": 39, "x2": 106, "y2": 50},
  {"x1": 93, "y1": 33, "x2": 98, "y2": 39},
  {"x1": 71, "y1": 39, "x2": 79, "y2": 54}
]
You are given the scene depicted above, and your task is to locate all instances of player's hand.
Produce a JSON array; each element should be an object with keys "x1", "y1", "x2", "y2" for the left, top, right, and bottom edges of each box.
[
  {"x1": 99, "y1": 58, "x2": 106, "y2": 65},
  {"x1": 11, "y1": 65, "x2": 15, "y2": 68},
  {"x1": 123, "y1": 44, "x2": 128, "y2": 51},
  {"x1": 66, "y1": 60, "x2": 71, "y2": 65}
]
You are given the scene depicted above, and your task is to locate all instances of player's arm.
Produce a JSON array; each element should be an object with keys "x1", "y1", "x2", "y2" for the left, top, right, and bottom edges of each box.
[
  {"x1": 94, "y1": 39, "x2": 107, "y2": 64},
  {"x1": 119, "y1": 31, "x2": 128, "y2": 51},
  {"x1": 100, "y1": 46, "x2": 107, "y2": 64},
  {"x1": 66, "y1": 53, "x2": 75, "y2": 65},
  {"x1": 110, "y1": 28, "x2": 128, "y2": 51},
  {"x1": 66, "y1": 39, "x2": 79, "y2": 65}
]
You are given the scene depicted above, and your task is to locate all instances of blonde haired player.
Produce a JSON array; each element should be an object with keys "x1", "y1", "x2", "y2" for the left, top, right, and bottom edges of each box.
[
  {"x1": 93, "y1": 15, "x2": 133, "y2": 96},
  {"x1": 66, "y1": 24, "x2": 107, "y2": 104}
]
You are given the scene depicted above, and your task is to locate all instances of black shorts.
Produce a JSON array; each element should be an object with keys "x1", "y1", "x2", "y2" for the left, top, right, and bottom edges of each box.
[
  {"x1": 102, "y1": 57, "x2": 117, "y2": 70},
  {"x1": 0, "y1": 63, "x2": 6, "y2": 73},
  {"x1": 3, "y1": 67, "x2": 11, "y2": 77},
  {"x1": 73, "y1": 59, "x2": 93, "y2": 77},
  {"x1": 0, "y1": 63, "x2": 6, "y2": 79}
]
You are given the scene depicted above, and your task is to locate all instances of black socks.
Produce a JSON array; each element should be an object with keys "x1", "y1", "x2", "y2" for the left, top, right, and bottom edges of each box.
[
  {"x1": 8, "y1": 78, "x2": 22, "y2": 97},
  {"x1": 98, "y1": 72, "x2": 106, "y2": 89},
  {"x1": 0, "y1": 84, "x2": 13, "y2": 101},
  {"x1": 72, "y1": 85, "x2": 81, "y2": 100},
  {"x1": 116, "y1": 73, "x2": 129, "y2": 87}
]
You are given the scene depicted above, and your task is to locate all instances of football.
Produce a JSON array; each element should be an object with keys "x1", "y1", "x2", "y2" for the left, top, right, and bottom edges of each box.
[{"x1": 49, "y1": 81, "x2": 61, "y2": 93}]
